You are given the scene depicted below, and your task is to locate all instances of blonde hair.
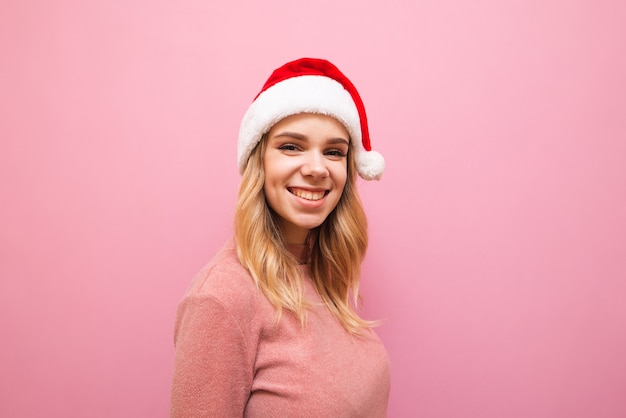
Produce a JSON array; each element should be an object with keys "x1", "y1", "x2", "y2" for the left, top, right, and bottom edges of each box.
[{"x1": 234, "y1": 135, "x2": 374, "y2": 334}]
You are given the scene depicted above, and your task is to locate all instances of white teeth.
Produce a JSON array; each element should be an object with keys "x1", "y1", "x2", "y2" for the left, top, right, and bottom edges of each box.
[{"x1": 291, "y1": 188, "x2": 325, "y2": 201}]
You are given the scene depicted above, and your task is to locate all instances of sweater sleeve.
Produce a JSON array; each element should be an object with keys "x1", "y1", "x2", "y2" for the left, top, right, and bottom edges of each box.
[{"x1": 170, "y1": 294, "x2": 254, "y2": 417}]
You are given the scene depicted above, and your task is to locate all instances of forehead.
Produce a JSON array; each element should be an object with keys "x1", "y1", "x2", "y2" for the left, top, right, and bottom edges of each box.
[{"x1": 267, "y1": 113, "x2": 350, "y2": 141}]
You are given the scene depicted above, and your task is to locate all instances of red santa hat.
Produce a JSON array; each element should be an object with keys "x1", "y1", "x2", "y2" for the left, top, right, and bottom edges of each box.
[{"x1": 238, "y1": 58, "x2": 385, "y2": 180}]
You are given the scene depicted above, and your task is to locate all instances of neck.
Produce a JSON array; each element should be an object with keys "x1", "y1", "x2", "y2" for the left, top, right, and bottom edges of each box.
[{"x1": 285, "y1": 242, "x2": 310, "y2": 265}]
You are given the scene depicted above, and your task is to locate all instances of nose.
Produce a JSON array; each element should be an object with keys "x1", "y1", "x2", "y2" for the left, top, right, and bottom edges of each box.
[{"x1": 301, "y1": 151, "x2": 329, "y2": 178}]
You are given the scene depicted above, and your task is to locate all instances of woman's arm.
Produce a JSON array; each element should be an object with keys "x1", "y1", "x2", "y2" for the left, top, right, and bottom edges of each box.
[{"x1": 170, "y1": 295, "x2": 253, "y2": 417}]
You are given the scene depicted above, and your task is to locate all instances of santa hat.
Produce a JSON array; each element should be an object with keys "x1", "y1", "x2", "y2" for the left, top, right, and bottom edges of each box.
[{"x1": 238, "y1": 58, "x2": 385, "y2": 180}]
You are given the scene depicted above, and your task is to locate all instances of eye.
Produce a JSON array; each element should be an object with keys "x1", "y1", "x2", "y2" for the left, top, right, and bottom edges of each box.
[
  {"x1": 325, "y1": 148, "x2": 348, "y2": 158},
  {"x1": 278, "y1": 144, "x2": 300, "y2": 152}
]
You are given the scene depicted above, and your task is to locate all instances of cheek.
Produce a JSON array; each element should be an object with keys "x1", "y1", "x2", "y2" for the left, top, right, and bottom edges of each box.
[
  {"x1": 262, "y1": 182, "x2": 279, "y2": 214},
  {"x1": 262, "y1": 155, "x2": 277, "y2": 183},
  {"x1": 334, "y1": 163, "x2": 348, "y2": 190},
  {"x1": 262, "y1": 165, "x2": 286, "y2": 207},
  {"x1": 263, "y1": 165, "x2": 282, "y2": 190}
]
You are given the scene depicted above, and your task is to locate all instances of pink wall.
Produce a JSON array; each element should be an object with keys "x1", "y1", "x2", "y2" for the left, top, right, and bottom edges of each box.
[{"x1": 1, "y1": 1, "x2": 625, "y2": 417}]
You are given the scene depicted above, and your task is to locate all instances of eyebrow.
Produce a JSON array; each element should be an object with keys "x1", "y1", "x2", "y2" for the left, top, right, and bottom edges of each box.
[{"x1": 273, "y1": 131, "x2": 350, "y2": 146}]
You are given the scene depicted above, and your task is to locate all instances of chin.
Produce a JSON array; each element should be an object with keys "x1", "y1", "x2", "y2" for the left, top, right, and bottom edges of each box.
[{"x1": 295, "y1": 217, "x2": 328, "y2": 230}]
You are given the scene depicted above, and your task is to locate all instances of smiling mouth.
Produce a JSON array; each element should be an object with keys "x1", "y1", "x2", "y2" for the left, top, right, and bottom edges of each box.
[{"x1": 288, "y1": 187, "x2": 328, "y2": 201}]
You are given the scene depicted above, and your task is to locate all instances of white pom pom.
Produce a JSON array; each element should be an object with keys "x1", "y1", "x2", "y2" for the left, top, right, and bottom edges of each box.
[{"x1": 356, "y1": 150, "x2": 385, "y2": 180}]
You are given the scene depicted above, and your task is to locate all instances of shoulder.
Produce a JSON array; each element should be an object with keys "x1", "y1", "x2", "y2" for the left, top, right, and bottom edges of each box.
[{"x1": 179, "y1": 239, "x2": 269, "y2": 324}]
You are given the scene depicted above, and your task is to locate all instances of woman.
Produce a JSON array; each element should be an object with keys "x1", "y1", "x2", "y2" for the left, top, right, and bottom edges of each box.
[{"x1": 170, "y1": 58, "x2": 389, "y2": 417}]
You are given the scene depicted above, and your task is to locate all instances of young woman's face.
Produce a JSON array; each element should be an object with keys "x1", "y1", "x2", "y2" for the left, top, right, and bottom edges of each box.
[{"x1": 263, "y1": 113, "x2": 350, "y2": 244}]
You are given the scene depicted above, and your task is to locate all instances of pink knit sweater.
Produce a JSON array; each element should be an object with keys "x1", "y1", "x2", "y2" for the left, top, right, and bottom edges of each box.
[{"x1": 170, "y1": 239, "x2": 390, "y2": 417}]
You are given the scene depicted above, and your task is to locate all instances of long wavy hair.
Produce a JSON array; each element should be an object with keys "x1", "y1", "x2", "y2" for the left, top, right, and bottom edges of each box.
[{"x1": 234, "y1": 134, "x2": 374, "y2": 334}]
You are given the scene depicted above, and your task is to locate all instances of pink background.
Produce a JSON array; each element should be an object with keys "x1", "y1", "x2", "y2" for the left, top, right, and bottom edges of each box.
[{"x1": 1, "y1": 1, "x2": 625, "y2": 417}]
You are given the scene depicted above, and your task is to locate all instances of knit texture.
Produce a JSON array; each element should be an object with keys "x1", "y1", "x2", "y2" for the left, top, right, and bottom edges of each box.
[{"x1": 170, "y1": 239, "x2": 391, "y2": 417}]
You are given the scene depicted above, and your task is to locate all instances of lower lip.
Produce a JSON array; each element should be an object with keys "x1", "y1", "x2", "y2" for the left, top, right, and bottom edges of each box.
[{"x1": 290, "y1": 191, "x2": 327, "y2": 209}]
